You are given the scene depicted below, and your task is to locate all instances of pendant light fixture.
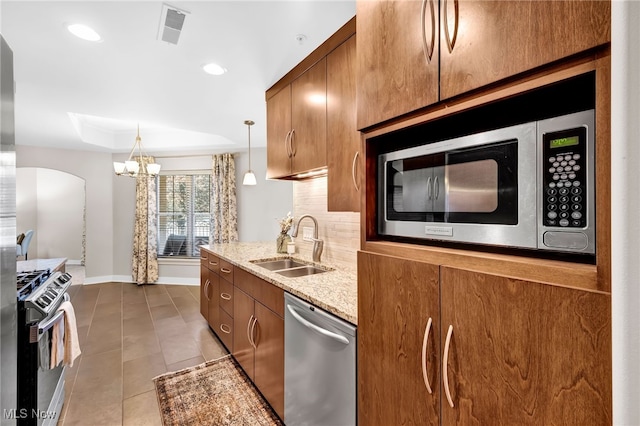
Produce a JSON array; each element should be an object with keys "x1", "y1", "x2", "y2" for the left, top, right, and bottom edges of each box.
[
  {"x1": 113, "y1": 124, "x2": 161, "y2": 177},
  {"x1": 242, "y1": 119, "x2": 257, "y2": 186}
]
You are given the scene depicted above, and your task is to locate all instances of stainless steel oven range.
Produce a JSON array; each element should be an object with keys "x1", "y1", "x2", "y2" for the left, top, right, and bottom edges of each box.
[{"x1": 16, "y1": 269, "x2": 73, "y2": 426}]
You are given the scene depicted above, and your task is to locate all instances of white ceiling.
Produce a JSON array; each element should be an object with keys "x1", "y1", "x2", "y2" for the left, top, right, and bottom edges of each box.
[{"x1": 0, "y1": 1, "x2": 356, "y2": 153}]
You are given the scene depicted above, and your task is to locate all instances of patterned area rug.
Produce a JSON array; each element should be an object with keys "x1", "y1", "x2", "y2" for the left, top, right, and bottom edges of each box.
[{"x1": 153, "y1": 355, "x2": 283, "y2": 426}]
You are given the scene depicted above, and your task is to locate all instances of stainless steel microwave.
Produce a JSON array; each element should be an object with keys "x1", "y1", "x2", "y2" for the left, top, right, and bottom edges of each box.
[{"x1": 378, "y1": 109, "x2": 595, "y2": 254}]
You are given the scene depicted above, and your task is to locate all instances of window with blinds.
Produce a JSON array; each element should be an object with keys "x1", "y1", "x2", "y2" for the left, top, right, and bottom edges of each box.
[{"x1": 157, "y1": 173, "x2": 211, "y2": 257}]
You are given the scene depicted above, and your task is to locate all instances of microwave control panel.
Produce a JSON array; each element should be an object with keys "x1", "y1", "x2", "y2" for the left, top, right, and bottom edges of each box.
[{"x1": 542, "y1": 127, "x2": 588, "y2": 228}]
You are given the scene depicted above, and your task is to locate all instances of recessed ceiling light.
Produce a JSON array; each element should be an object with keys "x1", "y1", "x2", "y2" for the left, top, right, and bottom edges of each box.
[
  {"x1": 67, "y1": 24, "x2": 102, "y2": 42},
  {"x1": 203, "y1": 63, "x2": 227, "y2": 76}
]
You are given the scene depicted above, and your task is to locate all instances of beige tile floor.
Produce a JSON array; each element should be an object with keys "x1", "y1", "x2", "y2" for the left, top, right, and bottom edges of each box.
[{"x1": 57, "y1": 277, "x2": 228, "y2": 425}]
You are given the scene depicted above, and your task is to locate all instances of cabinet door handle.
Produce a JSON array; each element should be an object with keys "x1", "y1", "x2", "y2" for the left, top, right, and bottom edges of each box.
[
  {"x1": 421, "y1": 0, "x2": 436, "y2": 62},
  {"x1": 434, "y1": 175, "x2": 440, "y2": 200},
  {"x1": 247, "y1": 315, "x2": 255, "y2": 347},
  {"x1": 220, "y1": 267, "x2": 232, "y2": 274},
  {"x1": 443, "y1": 324, "x2": 455, "y2": 408},
  {"x1": 220, "y1": 324, "x2": 231, "y2": 334},
  {"x1": 426, "y1": 176, "x2": 433, "y2": 200},
  {"x1": 351, "y1": 151, "x2": 360, "y2": 192},
  {"x1": 285, "y1": 130, "x2": 293, "y2": 158},
  {"x1": 289, "y1": 129, "x2": 297, "y2": 157},
  {"x1": 443, "y1": 0, "x2": 459, "y2": 53},
  {"x1": 204, "y1": 279, "x2": 210, "y2": 301},
  {"x1": 220, "y1": 292, "x2": 231, "y2": 301},
  {"x1": 421, "y1": 317, "x2": 433, "y2": 394},
  {"x1": 250, "y1": 317, "x2": 258, "y2": 349}
]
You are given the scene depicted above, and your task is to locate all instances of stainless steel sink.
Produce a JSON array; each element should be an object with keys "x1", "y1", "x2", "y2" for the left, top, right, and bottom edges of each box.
[
  {"x1": 276, "y1": 266, "x2": 328, "y2": 278},
  {"x1": 250, "y1": 258, "x2": 332, "y2": 278},
  {"x1": 252, "y1": 259, "x2": 307, "y2": 271}
]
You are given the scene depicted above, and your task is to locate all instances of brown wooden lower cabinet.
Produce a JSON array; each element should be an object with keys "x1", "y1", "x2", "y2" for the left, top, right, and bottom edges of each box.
[
  {"x1": 232, "y1": 279, "x2": 285, "y2": 420},
  {"x1": 233, "y1": 287, "x2": 255, "y2": 378},
  {"x1": 358, "y1": 251, "x2": 440, "y2": 425},
  {"x1": 253, "y1": 301, "x2": 284, "y2": 419},
  {"x1": 358, "y1": 251, "x2": 612, "y2": 425}
]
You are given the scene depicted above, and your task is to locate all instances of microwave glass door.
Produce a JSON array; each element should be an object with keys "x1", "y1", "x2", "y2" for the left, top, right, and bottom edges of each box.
[{"x1": 386, "y1": 140, "x2": 518, "y2": 224}]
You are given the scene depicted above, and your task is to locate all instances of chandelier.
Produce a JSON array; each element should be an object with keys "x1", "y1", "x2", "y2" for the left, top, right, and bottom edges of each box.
[{"x1": 113, "y1": 124, "x2": 161, "y2": 177}]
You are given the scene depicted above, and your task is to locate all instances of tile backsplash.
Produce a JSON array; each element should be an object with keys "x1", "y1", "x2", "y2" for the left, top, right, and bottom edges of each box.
[{"x1": 292, "y1": 177, "x2": 360, "y2": 268}]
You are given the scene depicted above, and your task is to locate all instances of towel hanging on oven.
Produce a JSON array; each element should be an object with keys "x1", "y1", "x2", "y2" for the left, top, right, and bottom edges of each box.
[{"x1": 57, "y1": 300, "x2": 81, "y2": 367}]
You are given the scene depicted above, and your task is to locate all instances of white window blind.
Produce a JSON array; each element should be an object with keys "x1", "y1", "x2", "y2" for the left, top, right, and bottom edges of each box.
[{"x1": 157, "y1": 173, "x2": 211, "y2": 257}]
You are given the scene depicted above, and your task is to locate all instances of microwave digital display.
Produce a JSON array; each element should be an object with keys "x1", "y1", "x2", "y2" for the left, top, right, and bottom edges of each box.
[{"x1": 550, "y1": 135, "x2": 579, "y2": 149}]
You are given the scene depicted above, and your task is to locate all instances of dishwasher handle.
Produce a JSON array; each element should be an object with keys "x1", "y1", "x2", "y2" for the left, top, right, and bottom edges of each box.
[{"x1": 287, "y1": 304, "x2": 350, "y2": 345}]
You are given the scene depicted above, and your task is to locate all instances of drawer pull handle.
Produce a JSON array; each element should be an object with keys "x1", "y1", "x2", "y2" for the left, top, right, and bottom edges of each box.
[
  {"x1": 200, "y1": 256, "x2": 207, "y2": 260},
  {"x1": 220, "y1": 292, "x2": 231, "y2": 301},
  {"x1": 220, "y1": 267, "x2": 232, "y2": 274},
  {"x1": 220, "y1": 324, "x2": 231, "y2": 334},
  {"x1": 421, "y1": 317, "x2": 433, "y2": 394},
  {"x1": 209, "y1": 261, "x2": 218, "y2": 266},
  {"x1": 443, "y1": 324, "x2": 455, "y2": 408}
]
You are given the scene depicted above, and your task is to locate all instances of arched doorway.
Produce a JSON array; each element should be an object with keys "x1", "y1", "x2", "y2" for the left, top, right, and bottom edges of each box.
[{"x1": 16, "y1": 168, "x2": 86, "y2": 265}]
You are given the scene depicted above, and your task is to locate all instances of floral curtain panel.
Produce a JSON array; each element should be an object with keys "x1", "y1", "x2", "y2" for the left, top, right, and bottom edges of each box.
[
  {"x1": 132, "y1": 157, "x2": 159, "y2": 285},
  {"x1": 211, "y1": 154, "x2": 238, "y2": 244}
]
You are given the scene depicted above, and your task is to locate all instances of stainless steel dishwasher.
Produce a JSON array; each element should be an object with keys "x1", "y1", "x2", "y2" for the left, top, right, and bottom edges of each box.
[{"x1": 284, "y1": 292, "x2": 356, "y2": 426}]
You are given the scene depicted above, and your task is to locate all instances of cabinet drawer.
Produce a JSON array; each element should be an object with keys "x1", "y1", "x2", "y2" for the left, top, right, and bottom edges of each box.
[
  {"x1": 219, "y1": 278, "x2": 234, "y2": 317},
  {"x1": 219, "y1": 259, "x2": 234, "y2": 282},
  {"x1": 200, "y1": 250, "x2": 208, "y2": 268},
  {"x1": 218, "y1": 309, "x2": 233, "y2": 350},
  {"x1": 208, "y1": 255, "x2": 220, "y2": 273}
]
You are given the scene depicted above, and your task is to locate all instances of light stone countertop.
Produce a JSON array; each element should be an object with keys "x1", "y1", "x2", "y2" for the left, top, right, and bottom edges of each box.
[
  {"x1": 17, "y1": 257, "x2": 67, "y2": 273},
  {"x1": 201, "y1": 242, "x2": 357, "y2": 325}
]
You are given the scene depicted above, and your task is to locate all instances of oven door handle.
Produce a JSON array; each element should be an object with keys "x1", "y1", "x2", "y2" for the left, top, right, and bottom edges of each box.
[{"x1": 30, "y1": 293, "x2": 71, "y2": 343}]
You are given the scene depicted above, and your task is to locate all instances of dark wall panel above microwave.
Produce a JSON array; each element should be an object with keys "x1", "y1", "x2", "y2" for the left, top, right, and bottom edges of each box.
[{"x1": 370, "y1": 71, "x2": 596, "y2": 155}]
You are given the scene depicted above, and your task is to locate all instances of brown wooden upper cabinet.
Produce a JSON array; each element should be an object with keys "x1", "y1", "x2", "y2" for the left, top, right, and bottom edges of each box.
[
  {"x1": 327, "y1": 35, "x2": 361, "y2": 212},
  {"x1": 356, "y1": 0, "x2": 611, "y2": 130},
  {"x1": 266, "y1": 58, "x2": 327, "y2": 179}
]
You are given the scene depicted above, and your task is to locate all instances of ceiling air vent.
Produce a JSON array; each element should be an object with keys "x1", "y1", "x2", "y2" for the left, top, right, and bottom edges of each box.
[{"x1": 158, "y1": 4, "x2": 189, "y2": 45}]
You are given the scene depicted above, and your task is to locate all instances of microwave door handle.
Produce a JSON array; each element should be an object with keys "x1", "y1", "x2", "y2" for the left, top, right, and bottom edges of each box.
[
  {"x1": 434, "y1": 175, "x2": 440, "y2": 200},
  {"x1": 427, "y1": 176, "x2": 433, "y2": 200}
]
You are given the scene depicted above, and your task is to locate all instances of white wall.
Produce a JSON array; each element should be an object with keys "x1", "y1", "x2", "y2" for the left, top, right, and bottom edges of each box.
[
  {"x1": 611, "y1": 2, "x2": 640, "y2": 424},
  {"x1": 17, "y1": 144, "x2": 293, "y2": 284}
]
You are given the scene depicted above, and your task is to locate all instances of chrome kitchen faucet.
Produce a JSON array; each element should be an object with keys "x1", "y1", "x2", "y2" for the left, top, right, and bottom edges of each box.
[{"x1": 291, "y1": 214, "x2": 324, "y2": 262}]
